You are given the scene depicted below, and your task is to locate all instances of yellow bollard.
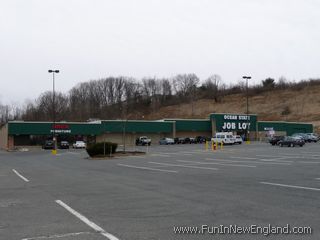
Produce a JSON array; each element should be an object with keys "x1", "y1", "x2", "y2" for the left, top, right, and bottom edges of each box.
[
  {"x1": 51, "y1": 149, "x2": 57, "y2": 155},
  {"x1": 211, "y1": 141, "x2": 215, "y2": 151},
  {"x1": 205, "y1": 141, "x2": 208, "y2": 151},
  {"x1": 221, "y1": 141, "x2": 224, "y2": 150}
]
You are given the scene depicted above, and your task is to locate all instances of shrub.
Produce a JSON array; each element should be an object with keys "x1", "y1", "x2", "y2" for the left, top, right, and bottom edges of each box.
[{"x1": 86, "y1": 142, "x2": 118, "y2": 157}]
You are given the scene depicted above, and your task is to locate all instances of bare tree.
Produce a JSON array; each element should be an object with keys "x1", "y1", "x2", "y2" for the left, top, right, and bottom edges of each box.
[{"x1": 203, "y1": 74, "x2": 222, "y2": 102}]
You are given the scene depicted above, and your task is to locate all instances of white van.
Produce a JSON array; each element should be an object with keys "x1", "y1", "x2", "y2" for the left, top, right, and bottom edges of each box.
[{"x1": 211, "y1": 132, "x2": 235, "y2": 145}]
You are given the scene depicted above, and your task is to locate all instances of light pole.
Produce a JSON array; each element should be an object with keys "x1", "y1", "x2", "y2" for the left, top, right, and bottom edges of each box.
[
  {"x1": 48, "y1": 69, "x2": 59, "y2": 154},
  {"x1": 242, "y1": 76, "x2": 251, "y2": 143}
]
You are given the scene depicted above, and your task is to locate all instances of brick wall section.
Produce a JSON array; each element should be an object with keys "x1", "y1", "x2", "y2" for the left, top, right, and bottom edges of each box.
[{"x1": 0, "y1": 124, "x2": 8, "y2": 150}]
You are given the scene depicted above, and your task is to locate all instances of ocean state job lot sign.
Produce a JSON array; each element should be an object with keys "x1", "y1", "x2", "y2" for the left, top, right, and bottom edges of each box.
[{"x1": 210, "y1": 113, "x2": 257, "y2": 131}]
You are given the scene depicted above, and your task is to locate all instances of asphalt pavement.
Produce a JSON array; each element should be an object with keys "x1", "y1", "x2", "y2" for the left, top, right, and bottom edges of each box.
[{"x1": 1, "y1": 142, "x2": 320, "y2": 240}]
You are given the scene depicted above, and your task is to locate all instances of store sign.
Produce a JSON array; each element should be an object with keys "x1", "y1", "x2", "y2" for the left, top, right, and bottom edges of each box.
[
  {"x1": 222, "y1": 122, "x2": 251, "y2": 130},
  {"x1": 50, "y1": 124, "x2": 71, "y2": 134},
  {"x1": 221, "y1": 114, "x2": 251, "y2": 130},
  {"x1": 223, "y1": 114, "x2": 250, "y2": 121}
]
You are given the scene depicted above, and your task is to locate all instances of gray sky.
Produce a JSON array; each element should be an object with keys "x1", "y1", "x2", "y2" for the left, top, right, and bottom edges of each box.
[{"x1": 1, "y1": 0, "x2": 320, "y2": 105}]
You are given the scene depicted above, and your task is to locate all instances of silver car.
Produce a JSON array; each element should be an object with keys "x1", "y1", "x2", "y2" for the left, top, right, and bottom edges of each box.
[{"x1": 159, "y1": 138, "x2": 175, "y2": 145}]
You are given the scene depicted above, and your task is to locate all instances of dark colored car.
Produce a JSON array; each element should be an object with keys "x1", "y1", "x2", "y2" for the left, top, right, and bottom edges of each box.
[
  {"x1": 185, "y1": 137, "x2": 196, "y2": 144},
  {"x1": 43, "y1": 140, "x2": 54, "y2": 149},
  {"x1": 195, "y1": 136, "x2": 207, "y2": 143},
  {"x1": 59, "y1": 141, "x2": 70, "y2": 149},
  {"x1": 278, "y1": 136, "x2": 304, "y2": 147},
  {"x1": 174, "y1": 137, "x2": 186, "y2": 144},
  {"x1": 269, "y1": 136, "x2": 284, "y2": 146}
]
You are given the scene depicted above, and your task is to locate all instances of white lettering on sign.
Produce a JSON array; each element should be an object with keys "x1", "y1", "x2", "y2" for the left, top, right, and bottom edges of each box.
[
  {"x1": 223, "y1": 115, "x2": 251, "y2": 121},
  {"x1": 238, "y1": 115, "x2": 250, "y2": 120},
  {"x1": 224, "y1": 115, "x2": 238, "y2": 120},
  {"x1": 50, "y1": 130, "x2": 72, "y2": 134},
  {"x1": 222, "y1": 122, "x2": 251, "y2": 130}
]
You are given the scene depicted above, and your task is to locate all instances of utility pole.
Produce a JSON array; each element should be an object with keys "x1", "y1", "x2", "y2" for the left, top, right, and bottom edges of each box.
[
  {"x1": 242, "y1": 76, "x2": 251, "y2": 143},
  {"x1": 48, "y1": 69, "x2": 59, "y2": 154}
]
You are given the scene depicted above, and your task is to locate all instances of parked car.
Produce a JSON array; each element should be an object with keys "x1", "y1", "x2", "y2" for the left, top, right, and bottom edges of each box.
[
  {"x1": 59, "y1": 141, "x2": 69, "y2": 149},
  {"x1": 174, "y1": 137, "x2": 186, "y2": 144},
  {"x1": 306, "y1": 133, "x2": 319, "y2": 142},
  {"x1": 43, "y1": 140, "x2": 54, "y2": 149},
  {"x1": 211, "y1": 132, "x2": 235, "y2": 145},
  {"x1": 185, "y1": 137, "x2": 197, "y2": 144},
  {"x1": 269, "y1": 136, "x2": 285, "y2": 146},
  {"x1": 159, "y1": 137, "x2": 175, "y2": 145},
  {"x1": 73, "y1": 141, "x2": 86, "y2": 149},
  {"x1": 233, "y1": 135, "x2": 243, "y2": 144},
  {"x1": 195, "y1": 136, "x2": 207, "y2": 143},
  {"x1": 292, "y1": 133, "x2": 311, "y2": 142},
  {"x1": 136, "y1": 136, "x2": 151, "y2": 146},
  {"x1": 278, "y1": 136, "x2": 304, "y2": 147}
]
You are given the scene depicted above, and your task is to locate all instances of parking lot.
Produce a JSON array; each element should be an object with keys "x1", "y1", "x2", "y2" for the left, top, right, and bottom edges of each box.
[{"x1": 1, "y1": 142, "x2": 320, "y2": 240}]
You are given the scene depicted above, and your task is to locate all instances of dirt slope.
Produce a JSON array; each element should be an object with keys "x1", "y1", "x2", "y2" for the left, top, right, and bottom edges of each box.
[{"x1": 143, "y1": 85, "x2": 320, "y2": 131}]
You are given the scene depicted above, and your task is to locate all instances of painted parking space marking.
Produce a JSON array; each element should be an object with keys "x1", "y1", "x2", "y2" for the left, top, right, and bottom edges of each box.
[
  {"x1": 66, "y1": 152, "x2": 81, "y2": 155},
  {"x1": 260, "y1": 182, "x2": 320, "y2": 192},
  {"x1": 55, "y1": 200, "x2": 119, "y2": 240},
  {"x1": 256, "y1": 155, "x2": 294, "y2": 159},
  {"x1": 12, "y1": 169, "x2": 30, "y2": 182},
  {"x1": 117, "y1": 164, "x2": 177, "y2": 173},
  {"x1": 129, "y1": 155, "x2": 146, "y2": 159},
  {"x1": 158, "y1": 152, "x2": 193, "y2": 156},
  {"x1": 148, "y1": 161, "x2": 218, "y2": 171},
  {"x1": 231, "y1": 156, "x2": 292, "y2": 163},
  {"x1": 258, "y1": 158, "x2": 293, "y2": 163},
  {"x1": 231, "y1": 156, "x2": 259, "y2": 160},
  {"x1": 22, "y1": 232, "x2": 92, "y2": 240},
  {"x1": 205, "y1": 158, "x2": 290, "y2": 165},
  {"x1": 150, "y1": 154, "x2": 171, "y2": 157},
  {"x1": 297, "y1": 161, "x2": 320, "y2": 164},
  {"x1": 179, "y1": 160, "x2": 256, "y2": 168}
]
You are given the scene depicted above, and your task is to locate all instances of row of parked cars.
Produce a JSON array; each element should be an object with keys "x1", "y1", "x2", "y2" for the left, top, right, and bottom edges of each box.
[
  {"x1": 269, "y1": 133, "x2": 319, "y2": 147},
  {"x1": 42, "y1": 140, "x2": 86, "y2": 149},
  {"x1": 159, "y1": 136, "x2": 206, "y2": 145},
  {"x1": 159, "y1": 133, "x2": 244, "y2": 145}
]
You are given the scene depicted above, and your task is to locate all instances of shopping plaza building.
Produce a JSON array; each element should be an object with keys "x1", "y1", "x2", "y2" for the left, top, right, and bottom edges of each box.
[{"x1": 0, "y1": 113, "x2": 313, "y2": 150}]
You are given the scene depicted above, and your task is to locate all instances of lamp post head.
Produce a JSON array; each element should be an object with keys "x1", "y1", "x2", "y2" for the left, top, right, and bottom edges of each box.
[
  {"x1": 242, "y1": 76, "x2": 251, "y2": 79},
  {"x1": 48, "y1": 70, "x2": 59, "y2": 73}
]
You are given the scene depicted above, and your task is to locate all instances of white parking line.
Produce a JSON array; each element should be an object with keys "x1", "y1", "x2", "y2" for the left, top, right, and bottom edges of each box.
[
  {"x1": 12, "y1": 169, "x2": 29, "y2": 182},
  {"x1": 163, "y1": 153, "x2": 193, "y2": 156},
  {"x1": 260, "y1": 182, "x2": 320, "y2": 191},
  {"x1": 129, "y1": 156, "x2": 146, "y2": 159},
  {"x1": 297, "y1": 161, "x2": 320, "y2": 164},
  {"x1": 161, "y1": 152, "x2": 193, "y2": 156},
  {"x1": 117, "y1": 164, "x2": 177, "y2": 173},
  {"x1": 256, "y1": 155, "x2": 294, "y2": 159},
  {"x1": 55, "y1": 200, "x2": 119, "y2": 240},
  {"x1": 204, "y1": 158, "x2": 290, "y2": 165},
  {"x1": 149, "y1": 162, "x2": 218, "y2": 171},
  {"x1": 231, "y1": 156, "x2": 258, "y2": 160},
  {"x1": 258, "y1": 159, "x2": 293, "y2": 163},
  {"x1": 231, "y1": 156, "x2": 292, "y2": 163},
  {"x1": 179, "y1": 160, "x2": 256, "y2": 168},
  {"x1": 150, "y1": 154, "x2": 171, "y2": 157},
  {"x1": 21, "y1": 232, "x2": 92, "y2": 240},
  {"x1": 66, "y1": 152, "x2": 81, "y2": 155},
  {"x1": 302, "y1": 151, "x2": 320, "y2": 154}
]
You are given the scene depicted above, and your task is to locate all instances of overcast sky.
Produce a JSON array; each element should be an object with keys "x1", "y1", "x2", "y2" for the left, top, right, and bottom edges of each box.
[{"x1": 1, "y1": 0, "x2": 320, "y2": 105}]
